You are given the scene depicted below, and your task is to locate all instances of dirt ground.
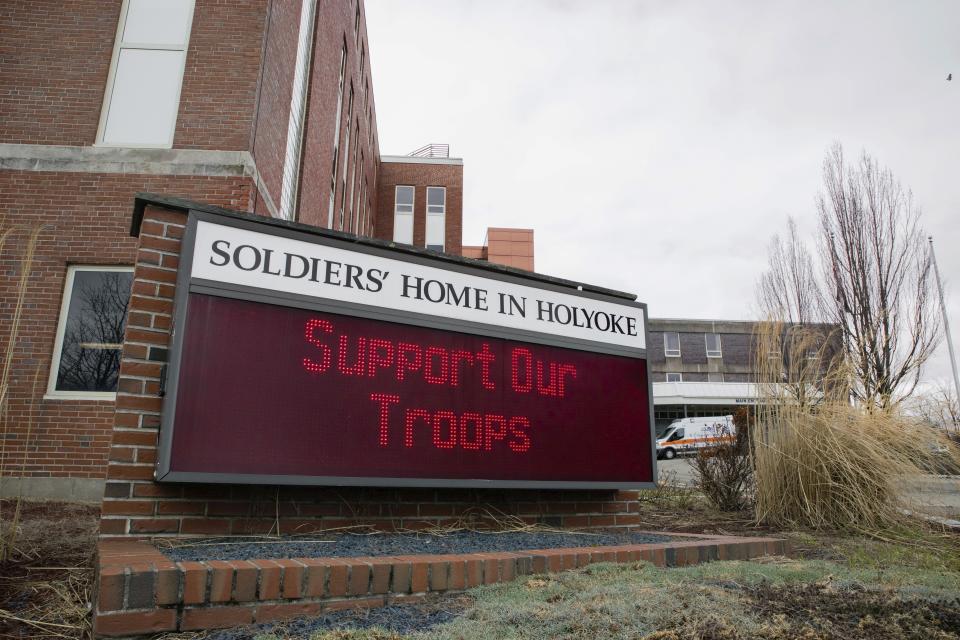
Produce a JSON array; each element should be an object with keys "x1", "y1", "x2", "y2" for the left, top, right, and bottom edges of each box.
[
  {"x1": 0, "y1": 500, "x2": 99, "y2": 639},
  {"x1": 1, "y1": 497, "x2": 958, "y2": 640}
]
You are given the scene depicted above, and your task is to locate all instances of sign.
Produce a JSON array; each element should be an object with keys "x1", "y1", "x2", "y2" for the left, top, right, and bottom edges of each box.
[
  {"x1": 190, "y1": 221, "x2": 645, "y2": 352},
  {"x1": 155, "y1": 210, "x2": 655, "y2": 488}
]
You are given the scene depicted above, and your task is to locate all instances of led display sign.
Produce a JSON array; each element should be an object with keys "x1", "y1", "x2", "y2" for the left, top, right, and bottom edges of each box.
[{"x1": 155, "y1": 211, "x2": 655, "y2": 488}]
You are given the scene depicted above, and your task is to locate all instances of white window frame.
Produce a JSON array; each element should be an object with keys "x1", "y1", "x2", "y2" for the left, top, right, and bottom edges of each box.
[
  {"x1": 393, "y1": 185, "x2": 414, "y2": 244},
  {"x1": 328, "y1": 42, "x2": 347, "y2": 228},
  {"x1": 425, "y1": 186, "x2": 446, "y2": 251},
  {"x1": 95, "y1": 0, "x2": 195, "y2": 149},
  {"x1": 664, "y1": 332, "x2": 681, "y2": 358},
  {"x1": 347, "y1": 119, "x2": 360, "y2": 232},
  {"x1": 665, "y1": 372, "x2": 683, "y2": 383},
  {"x1": 278, "y1": 0, "x2": 318, "y2": 221},
  {"x1": 338, "y1": 84, "x2": 355, "y2": 231},
  {"x1": 705, "y1": 333, "x2": 722, "y2": 358},
  {"x1": 46, "y1": 266, "x2": 135, "y2": 400}
]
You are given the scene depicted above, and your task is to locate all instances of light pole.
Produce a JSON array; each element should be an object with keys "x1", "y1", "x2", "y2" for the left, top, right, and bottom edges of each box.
[{"x1": 929, "y1": 236, "x2": 960, "y2": 414}]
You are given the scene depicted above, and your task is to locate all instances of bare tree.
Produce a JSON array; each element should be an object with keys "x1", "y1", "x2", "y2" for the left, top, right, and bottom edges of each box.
[
  {"x1": 757, "y1": 217, "x2": 820, "y2": 325},
  {"x1": 908, "y1": 383, "x2": 959, "y2": 431},
  {"x1": 756, "y1": 144, "x2": 939, "y2": 410},
  {"x1": 818, "y1": 144, "x2": 940, "y2": 408},
  {"x1": 756, "y1": 219, "x2": 843, "y2": 408}
]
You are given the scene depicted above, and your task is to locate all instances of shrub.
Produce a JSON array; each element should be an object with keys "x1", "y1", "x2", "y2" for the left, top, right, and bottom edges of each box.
[{"x1": 691, "y1": 422, "x2": 752, "y2": 512}]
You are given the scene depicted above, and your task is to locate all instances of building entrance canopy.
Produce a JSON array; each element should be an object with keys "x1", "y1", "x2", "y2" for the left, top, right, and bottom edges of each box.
[{"x1": 653, "y1": 381, "x2": 760, "y2": 406}]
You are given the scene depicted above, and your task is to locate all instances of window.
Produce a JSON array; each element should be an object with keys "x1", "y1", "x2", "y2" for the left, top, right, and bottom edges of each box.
[
  {"x1": 346, "y1": 119, "x2": 359, "y2": 232},
  {"x1": 47, "y1": 267, "x2": 134, "y2": 398},
  {"x1": 339, "y1": 84, "x2": 354, "y2": 231},
  {"x1": 707, "y1": 372, "x2": 724, "y2": 383},
  {"x1": 354, "y1": 3, "x2": 361, "y2": 43},
  {"x1": 97, "y1": 0, "x2": 194, "y2": 147},
  {"x1": 665, "y1": 372, "x2": 683, "y2": 383},
  {"x1": 666, "y1": 428, "x2": 685, "y2": 442},
  {"x1": 705, "y1": 333, "x2": 722, "y2": 358},
  {"x1": 393, "y1": 186, "x2": 414, "y2": 244},
  {"x1": 328, "y1": 42, "x2": 347, "y2": 228},
  {"x1": 425, "y1": 186, "x2": 446, "y2": 251},
  {"x1": 353, "y1": 157, "x2": 364, "y2": 235},
  {"x1": 278, "y1": 0, "x2": 318, "y2": 221},
  {"x1": 664, "y1": 332, "x2": 681, "y2": 357}
]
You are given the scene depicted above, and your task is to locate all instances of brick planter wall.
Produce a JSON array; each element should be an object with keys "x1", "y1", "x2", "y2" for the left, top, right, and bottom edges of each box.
[
  {"x1": 93, "y1": 534, "x2": 791, "y2": 636},
  {"x1": 100, "y1": 199, "x2": 651, "y2": 540}
]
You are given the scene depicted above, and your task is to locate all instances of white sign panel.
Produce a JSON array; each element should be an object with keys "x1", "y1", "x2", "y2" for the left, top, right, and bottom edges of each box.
[{"x1": 190, "y1": 221, "x2": 645, "y2": 350}]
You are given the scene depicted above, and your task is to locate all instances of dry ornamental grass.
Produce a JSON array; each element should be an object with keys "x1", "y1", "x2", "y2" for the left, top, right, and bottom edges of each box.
[
  {"x1": 0, "y1": 500, "x2": 99, "y2": 639},
  {"x1": 751, "y1": 322, "x2": 959, "y2": 532}
]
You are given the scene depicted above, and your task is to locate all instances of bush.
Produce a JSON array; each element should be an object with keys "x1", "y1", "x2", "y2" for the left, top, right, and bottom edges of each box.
[{"x1": 691, "y1": 418, "x2": 752, "y2": 512}]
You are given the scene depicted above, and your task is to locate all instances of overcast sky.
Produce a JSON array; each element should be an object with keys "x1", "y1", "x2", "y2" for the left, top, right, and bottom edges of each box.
[{"x1": 365, "y1": 0, "x2": 960, "y2": 387}]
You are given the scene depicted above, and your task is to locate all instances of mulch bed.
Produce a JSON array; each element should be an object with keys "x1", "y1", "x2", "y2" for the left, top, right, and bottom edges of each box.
[{"x1": 158, "y1": 530, "x2": 675, "y2": 563}]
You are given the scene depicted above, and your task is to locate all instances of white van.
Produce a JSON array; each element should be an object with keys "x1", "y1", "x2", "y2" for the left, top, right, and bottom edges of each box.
[{"x1": 656, "y1": 415, "x2": 735, "y2": 460}]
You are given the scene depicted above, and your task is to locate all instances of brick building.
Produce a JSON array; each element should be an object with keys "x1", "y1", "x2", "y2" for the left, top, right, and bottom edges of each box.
[
  {"x1": 0, "y1": 0, "x2": 528, "y2": 500},
  {"x1": 647, "y1": 318, "x2": 840, "y2": 431}
]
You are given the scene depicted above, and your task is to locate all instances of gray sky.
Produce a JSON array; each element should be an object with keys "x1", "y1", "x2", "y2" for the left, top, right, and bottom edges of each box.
[{"x1": 366, "y1": 0, "x2": 960, "y2": 387}]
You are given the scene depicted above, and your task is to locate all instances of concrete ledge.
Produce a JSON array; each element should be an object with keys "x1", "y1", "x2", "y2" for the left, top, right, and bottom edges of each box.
[
  {"x1": 0, "y1": 143, "x2": 255, "y2": 177},
  {"x1": 0, "y1": 477, "x2": 104, "y2": 502},
  {"x1": 92, "y1": 532, "x2": 791, "y2": 637},
  {"x1": 379, "y1": 155, "x2": 463, "y2": 166}
]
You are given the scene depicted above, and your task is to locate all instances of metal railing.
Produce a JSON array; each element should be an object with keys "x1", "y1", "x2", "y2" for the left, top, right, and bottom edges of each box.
[{"x1": 407, "y1": 143, "x2": 450, "y2": 158}]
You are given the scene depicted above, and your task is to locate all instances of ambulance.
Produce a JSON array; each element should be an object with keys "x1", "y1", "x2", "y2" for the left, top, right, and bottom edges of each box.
[{"x1": 655, "y1": 415, "x2": 735, "y2": 459}]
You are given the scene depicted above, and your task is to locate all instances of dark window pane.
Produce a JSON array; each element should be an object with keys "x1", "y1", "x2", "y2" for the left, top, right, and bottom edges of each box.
[
  {"x1": 427, "y1": 187, "x2": 445, "y2": 206},
  {"x1": 55, "y1": 270, "x2": 133, "y2": 392},
  {"x1": 395, "y1": 185, "x2": 414, "y2": 206}
]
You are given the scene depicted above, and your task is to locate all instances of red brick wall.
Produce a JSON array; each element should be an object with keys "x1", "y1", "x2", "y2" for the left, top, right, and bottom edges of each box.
[
  {"x1": 248, "y1": 0, "x2": 301, "y2": 216},
  {"x1": 0, "y1": 0, "x2": 120, "y2": 145},
  {"x1": 173, "y1": 0, "x2": 268, "y2": 150},
  {"x1": 0, "y1": 0, "x2": 269, "y2": 150},
  {"x1": 0, "y1": 172, "x2": 253, "y2": 481},
  {"x1": 374, "y1": 161, "x2": 463, "y2": 256},
  {"x1": 100, "y1": 203, "x2": 639, "y2": 538},
  {"x1": 297, "y1": 0, "x2": 379, "y2": 231}
]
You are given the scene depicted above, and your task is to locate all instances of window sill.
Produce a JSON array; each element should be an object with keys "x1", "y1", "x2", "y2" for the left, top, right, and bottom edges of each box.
[
  {"x1": 92, "y1": 142, "x2": 174, "y2": 150},
  {"x1": 43, "y1": 392, "x2": 117, "y2": 401}
]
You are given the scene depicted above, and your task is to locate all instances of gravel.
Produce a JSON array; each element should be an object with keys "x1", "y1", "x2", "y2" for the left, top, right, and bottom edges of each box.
[
  {"x1": 160, "y1": 530, "x2": 674, "y2": 563},
  {"x1": 197, "y1": 594, "x2": 470, "y2": 639}
]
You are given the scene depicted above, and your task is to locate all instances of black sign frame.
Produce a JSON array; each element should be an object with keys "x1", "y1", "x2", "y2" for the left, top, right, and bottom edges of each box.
[{"x1": 150, "y1": 206, "x2": 657, "y2": 489}]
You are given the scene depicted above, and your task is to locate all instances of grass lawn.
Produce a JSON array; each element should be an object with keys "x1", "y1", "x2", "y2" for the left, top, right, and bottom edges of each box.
[
  {"x1": 231, "y1": 495, "x2": 960, "y2": 640},
  {"x1": 248, "y1": 549, "x2": 960, "y2": 640}
]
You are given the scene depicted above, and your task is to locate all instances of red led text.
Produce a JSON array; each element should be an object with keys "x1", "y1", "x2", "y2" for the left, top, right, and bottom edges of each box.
[
  {"x1": 369, "y1": 393, "x2": 531, "y2": 453},
  {"x1": 303, "y1": 318, "x2": 579, "y2": 455}
]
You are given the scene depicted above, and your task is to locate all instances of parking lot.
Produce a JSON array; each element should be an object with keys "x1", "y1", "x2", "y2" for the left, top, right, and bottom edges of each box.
[{"x1": 656, "y1": 457, "x2": 696, "y2": 486}]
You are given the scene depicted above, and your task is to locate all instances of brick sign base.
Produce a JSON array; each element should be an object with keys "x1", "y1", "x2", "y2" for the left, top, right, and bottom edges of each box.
[
  {"x1": 103, "y1": 197, "x2": 651, "y2": 540},
  {"x1": 94, "y1": 534, "x2": 791, "y2": 636}
]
